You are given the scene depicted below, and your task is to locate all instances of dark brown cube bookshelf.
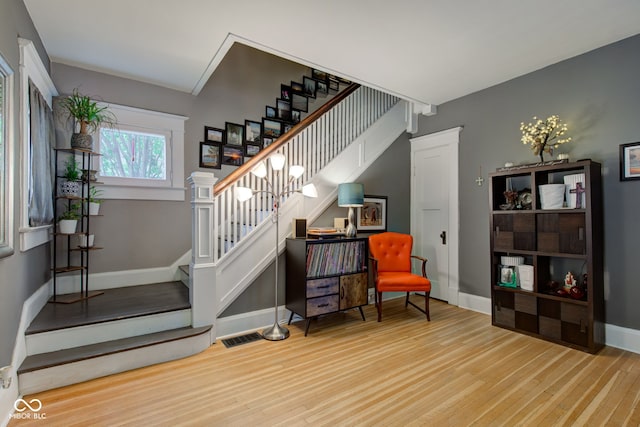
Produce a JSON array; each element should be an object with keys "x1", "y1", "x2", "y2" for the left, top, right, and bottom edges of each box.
[{"x1": 489, "y1": 160, "x2": 604, "y2": 353}]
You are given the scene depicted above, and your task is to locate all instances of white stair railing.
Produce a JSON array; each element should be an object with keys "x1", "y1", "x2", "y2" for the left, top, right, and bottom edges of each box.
[{"x1": 212, "y1": 86, "x2": 400, "y2": 263}]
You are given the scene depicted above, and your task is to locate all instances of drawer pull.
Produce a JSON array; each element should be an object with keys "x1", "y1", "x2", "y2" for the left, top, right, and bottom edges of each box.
[
  {"x1": 318, "y1": 303, "x2": 329, "y2": 308},
  {"x1": 318, "y1": 285, "x2": 330, "y2": 289}
]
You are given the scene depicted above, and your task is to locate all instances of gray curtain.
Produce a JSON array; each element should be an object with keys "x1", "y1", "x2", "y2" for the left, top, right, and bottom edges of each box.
[{"x1": 28, "y1": 80, "x2": 55, "y2": 227}]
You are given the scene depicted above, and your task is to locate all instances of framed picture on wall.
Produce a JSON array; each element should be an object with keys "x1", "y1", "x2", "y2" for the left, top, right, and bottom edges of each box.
[
  {"x1": 265, "y1": 105, "x2": 277, "y2": 119},
  {"x1": 225, "y1": 122, "x2": 244, "y2": 146},
  {"x1": 357, "y1": 195, "x2": 387, "y2": 231},
  {"x1": 290, "y1": 81, "x2": 304, "y2": 92},
  {"x1": 222, "y1": 145, "x2": 244, "y2": 166},
  {"x1": 291, "y1": 109, "x2": 302, "y2": 124},
  {"x1": 263, "y1": 137, "x2": 274, "y2": 147},
  {"x1": 281, "y1": 84, "x2": 291, "y2": 101},
  {"x1": 276, "y1": 98, "x2": 292, "y2": 122},
  {"x1": 199, "y1": 141, "x2": 222, "y2": 169},
  {"x1": 329, "y1": 78, "x2": 339, "y2": 91},
  {"x1": 204, "y1": 126, "x2": 225, "y2": 144},
  {"x1": 620, "y1": 141, "x2": 640, "y2": 181},
  {"x1": 291, "y1": 93, "x2": 308, "y2": 112},
  {"x1": 263, "y1": 118, "x2": 283, "y2": 139},
  {"x1": 245, "y1": 143, "x2": 261, "y2": 157},
  {"x1": 245, "y1": 120, "x2": 262, "y2": 143},
  {"x1": 312, "y1": 68, "x2": 328, "y2": 82},
  {"x1": 303, "y1": 76, "x2": 317, "y2": 98},
  {"x1": 316, "y1": 81, "x2": 328, "y2": 97}
]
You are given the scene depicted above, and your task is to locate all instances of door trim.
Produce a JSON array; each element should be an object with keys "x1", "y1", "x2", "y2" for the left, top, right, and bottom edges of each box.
[{"x1": 410, "y1": 127, "x2": 461, "y2": 306}]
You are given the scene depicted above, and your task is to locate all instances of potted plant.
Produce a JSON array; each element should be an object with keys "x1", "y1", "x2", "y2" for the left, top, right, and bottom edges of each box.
[
  {"x1": 59, "y1": 157, "x2": 82, "y2": 196},
  {"x1": 58, "y1": 204, "x2": 80, "y2": 234},
  {"x1": 88, "y1": 186, "x2": 103, "y2": 215},
  {"x1": 59, "y1": 88, "x2": 116, "y2": 150}
]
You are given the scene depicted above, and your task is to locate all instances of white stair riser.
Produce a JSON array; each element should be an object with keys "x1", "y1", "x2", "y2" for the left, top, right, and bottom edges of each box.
[
  {"x1": 19, "y1": 332, "x2": 210, "y2": 395},
  {"x1": 26, "y1": 309, "x2": 191, "y2": 355}
]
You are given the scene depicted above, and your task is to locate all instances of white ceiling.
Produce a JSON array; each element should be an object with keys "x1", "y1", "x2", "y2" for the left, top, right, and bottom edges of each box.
[{"x1": 23, "y1": 0, "x2": 640, "y2": 106}]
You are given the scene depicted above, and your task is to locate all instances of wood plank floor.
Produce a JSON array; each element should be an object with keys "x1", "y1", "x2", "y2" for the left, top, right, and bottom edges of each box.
[{"x1": 10, "y1": 298, "x2": 640, "y2": 426}]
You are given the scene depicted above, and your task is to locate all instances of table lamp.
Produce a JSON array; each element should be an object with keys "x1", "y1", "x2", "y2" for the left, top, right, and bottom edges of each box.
[{"x1": 338, "y1": 183, "x2": 364, "y2": 237}]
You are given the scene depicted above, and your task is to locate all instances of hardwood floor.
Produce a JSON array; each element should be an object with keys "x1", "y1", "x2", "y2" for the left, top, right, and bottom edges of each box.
[{"x1": 10, "y1": 298, "x2": 640, "y2": 426}]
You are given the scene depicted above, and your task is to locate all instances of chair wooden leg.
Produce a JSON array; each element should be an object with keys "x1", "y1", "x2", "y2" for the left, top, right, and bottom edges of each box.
[
  {"x1": 425, "y1": 291, "x2": 431, "y2": 321},
  {"x1": 377, "y1": 292, "x2": 383, "y2": 322}
]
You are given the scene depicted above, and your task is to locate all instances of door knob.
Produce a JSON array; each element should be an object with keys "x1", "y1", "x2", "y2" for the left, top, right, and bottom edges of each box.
[{"x1": 440, "y1": 231, "x2": 446, "y2": 245}]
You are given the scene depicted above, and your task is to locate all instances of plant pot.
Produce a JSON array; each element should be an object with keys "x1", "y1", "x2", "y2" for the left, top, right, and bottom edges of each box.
[
  {"x1": 71, "y1": 133, "x2": 93, "y2": 150},
  {"x1": 79, "y1": 234, "x2": 95, "y2": 248},
  {"x1": 60, "y1": 180, "x2": 81, "y2": 197},
  {"x1": 82, "y1": 169, "x2": 98, "y2": 182},
  {"x1": 58, "y1": 219, "x2": 78, "y2": 234},
  {"x1": 89, "y1": 202, "x2": 101, "y2": 215}
]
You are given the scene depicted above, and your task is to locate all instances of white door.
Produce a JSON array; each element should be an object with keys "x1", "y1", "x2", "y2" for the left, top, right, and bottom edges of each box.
[
  {"x1": 413, "y1": 146, "x2": 449, "y2": 301},
  {"x1": 410, "y1": 128, "x2": 460, "y2": 305}
]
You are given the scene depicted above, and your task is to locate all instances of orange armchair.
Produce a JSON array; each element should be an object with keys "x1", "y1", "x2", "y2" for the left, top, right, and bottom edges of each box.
[{"x1": 368, "y1": 232, "x2": 431, "y2": 322}]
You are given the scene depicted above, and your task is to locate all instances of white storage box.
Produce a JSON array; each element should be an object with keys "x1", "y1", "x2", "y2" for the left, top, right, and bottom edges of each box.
[
  {"x1": 501, "y1": 256, "x2": 524, "y2": 266},
  {"x1": 539, "y1": 184, "x2": 566, "y2": 209},
  {"x1": 517, "y1": 265, "x2": 534, "y2": 291}
]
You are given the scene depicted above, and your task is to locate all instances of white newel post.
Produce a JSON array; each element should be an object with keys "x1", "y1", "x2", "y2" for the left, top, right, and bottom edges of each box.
[{"x1": 188, "y1": 172, "x2": 218, "y2": 342}]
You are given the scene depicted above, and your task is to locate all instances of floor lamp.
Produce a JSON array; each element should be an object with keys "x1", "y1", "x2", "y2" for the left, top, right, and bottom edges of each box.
[{"x1": 236, "y1": 153, "x2": 318, "y2": 341}]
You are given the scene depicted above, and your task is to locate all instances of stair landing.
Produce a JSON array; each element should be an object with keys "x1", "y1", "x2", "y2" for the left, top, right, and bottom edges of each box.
[{"x1": 27, "y1": 281, "x2": 190, "y2": 334}]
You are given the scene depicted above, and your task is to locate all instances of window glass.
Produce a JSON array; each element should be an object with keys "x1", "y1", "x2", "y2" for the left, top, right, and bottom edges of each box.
[{"x1": 100, "y1": 127, "x2": 167, "y2": 181}]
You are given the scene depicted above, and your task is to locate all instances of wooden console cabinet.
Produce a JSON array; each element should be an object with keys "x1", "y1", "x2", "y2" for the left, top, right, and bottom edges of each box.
[
  {"x1": 489, "y1": 160, "x2": 604, "y2": 353},
  {"x1": 286, "y1": 237, "x2": 368, "y2": 336}
]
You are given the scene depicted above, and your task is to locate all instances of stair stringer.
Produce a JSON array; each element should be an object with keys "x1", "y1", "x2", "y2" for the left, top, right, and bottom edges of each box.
[{"x1": 212, "y1": 100, "x2": 409, "y2": 317}]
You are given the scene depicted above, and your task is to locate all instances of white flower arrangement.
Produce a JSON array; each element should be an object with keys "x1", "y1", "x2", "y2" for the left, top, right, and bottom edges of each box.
[{"x1": 520, "y1": 115, "x2": 572, "y2": 161}]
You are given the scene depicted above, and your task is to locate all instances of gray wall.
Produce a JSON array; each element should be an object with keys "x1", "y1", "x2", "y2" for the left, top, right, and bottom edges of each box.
[
  {"x1": 0, "y1": 0, "x2": 52, "y2": 366},
  {"x1": 51, "y1": 43, "x2": 312, "y2": 273},
  {"x1": 417, "y1": 34, "x2": 640, "y2": 330}
]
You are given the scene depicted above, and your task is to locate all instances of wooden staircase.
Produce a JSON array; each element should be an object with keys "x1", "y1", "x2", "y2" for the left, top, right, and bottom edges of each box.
[{"x1": 18, "y1": 282, "x2": 211, "y2": 394}]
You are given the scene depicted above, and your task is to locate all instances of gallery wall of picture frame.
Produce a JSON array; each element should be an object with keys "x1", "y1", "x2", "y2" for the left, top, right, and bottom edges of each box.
[{"x1": 199, "y1": 68, "x2": 350, "y2": 169}]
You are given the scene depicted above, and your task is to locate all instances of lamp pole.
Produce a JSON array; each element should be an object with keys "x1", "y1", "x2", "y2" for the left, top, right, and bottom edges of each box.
[{"x1": 236, "y1": 153, "x2": 317, "y2": 341}]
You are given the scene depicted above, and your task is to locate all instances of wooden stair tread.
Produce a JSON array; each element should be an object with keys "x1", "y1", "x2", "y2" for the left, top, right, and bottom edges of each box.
[
  {"x1": 27, "y1": 281, "x2": 190, "y2": 334},
  {"x1": 19, "y1": 325, "x2": 211, "y2": 374}
]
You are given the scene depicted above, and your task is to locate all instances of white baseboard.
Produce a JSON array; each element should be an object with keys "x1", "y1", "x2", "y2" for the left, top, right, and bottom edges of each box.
[
  {"x1": 605, "y1": 323, "x2": 640, "y2": 354},
  {"x1": 216, "y1": 306, "x2": 293, "y2": 339},
  {"x1": 457, "y1": 292, "x2": 491, "y2": 315},
  {"x1": 55, "y1": 251, "x2": 191, "y2": 294}
]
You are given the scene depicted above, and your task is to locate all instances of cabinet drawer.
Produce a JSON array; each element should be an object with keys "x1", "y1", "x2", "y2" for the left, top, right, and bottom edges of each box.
[
  {"x1": 307, "y1": 277, "x2": 339, "y2": 298},
  {"x1": 307, "y1": 295, "x2": 339, "y2": 317}
]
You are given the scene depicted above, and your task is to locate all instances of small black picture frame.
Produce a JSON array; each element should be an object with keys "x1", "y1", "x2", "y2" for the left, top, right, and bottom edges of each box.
[
  {"x1": 245, "y1": 143, "x2": 261, "y2": 157},
  {"x1": 223, "y1": 145, "x2": 244, "y2": 166},
  {"x1": 263, "y1": 118, "x2": 283, "y2": 139},
  {"x1": 225, "y1": 122, "x2": 244, "y2": 147},
  {"x1": 204, "y1": 126, "x2": 225, "y2": 144},
  {"x1": 316, "y1": 80, "x2": 328, "y2": 97},
  {"x1": 199, "y1": 141, "x2": 222, "y2": 169},
  {"x1": 312, "y1": 68, "x2": 328, "y2": 82},
  {"x1": 329, "y1": 78, "x2": 339, "y2": 91},
  {"x1": 291, "y1": 93, "x2": 308, "y2": 113},
  {"x1": 263, "y1": 137, "x2": 274, "y2": 148},
  {"x1": 265, "y1": 105, "x2": 277, "y2": 119},
  {"x1": 276, "y1": 98, "x2": 292, "y2": 122},
  {"x1": 281, "y1": 84, "x2": 291, "y2": 101},
  {"x1": 620, "y1": 141, "x2": 640, "y2": 181},
  {"x1": 291, "y1": 109, "x2": 302, "y2": 124},
  {"x1": 290, "y1": 81, "x2": 304, "y2": 92},
  {"x1": 283, "y1": 123, "x2": 293, "y2": 134},
  {"x1": 245, "y1": 120, "x2": 262, "y2": 143},
  {"x1": 303, "y1": 76, "x2": 317, "y2": 98}
]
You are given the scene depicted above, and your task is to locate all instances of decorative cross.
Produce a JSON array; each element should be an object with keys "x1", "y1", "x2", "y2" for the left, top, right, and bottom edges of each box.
[
  {"x1": 475, "y1": 176, "x2": 484, "y2": 186},
  {"x1": 570, "y1": 182, "x2": 585, "y2": 209}
]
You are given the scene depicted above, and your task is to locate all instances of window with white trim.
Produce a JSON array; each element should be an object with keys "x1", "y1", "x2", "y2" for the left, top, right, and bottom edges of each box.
[
  {"x1": 96, "y1": 103, "x2": 186, "y2": 201},
  {"x1": 0, "y1": 51, "x2": 14, "y2": 258}
]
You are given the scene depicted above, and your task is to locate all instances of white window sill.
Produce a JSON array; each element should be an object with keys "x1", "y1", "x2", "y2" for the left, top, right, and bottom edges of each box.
[
  {"x1": 100, "y1": 184, "x2": 186, "y2": 201},
  {"x1": 20, "y1": 225, "x2": 52, "y2": 251}
]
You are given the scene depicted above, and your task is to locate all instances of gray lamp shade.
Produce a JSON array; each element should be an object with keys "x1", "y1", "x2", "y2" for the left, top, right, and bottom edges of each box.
[{"x1": 338, "y1": 183, "x2": 364, "y2": 207}]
